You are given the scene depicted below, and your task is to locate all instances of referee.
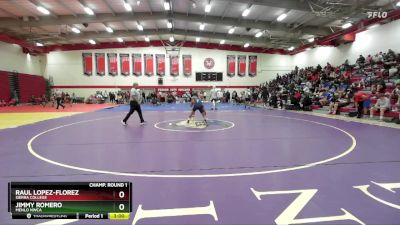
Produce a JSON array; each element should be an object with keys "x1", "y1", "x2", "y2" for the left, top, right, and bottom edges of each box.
[{"x1": 121, "y1": 83, "x2": 146, "y2": 126}]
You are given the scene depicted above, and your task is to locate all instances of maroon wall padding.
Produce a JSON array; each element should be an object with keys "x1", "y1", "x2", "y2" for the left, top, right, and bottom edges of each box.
[
  {"x1": 18, "y1": 74, "x2": 46, "y2": 103},
  {"x1": 0, "y1": 71, "x2": 11, "y2": 101}
]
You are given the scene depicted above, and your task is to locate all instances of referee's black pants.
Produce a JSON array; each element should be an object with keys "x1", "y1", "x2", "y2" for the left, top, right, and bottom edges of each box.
[
  {"x1": 56, "y1": 97, "x2": 64, "y2": 109},
  {"x1": 123, "y1": 100, "x2": 144, "y2": 123}
]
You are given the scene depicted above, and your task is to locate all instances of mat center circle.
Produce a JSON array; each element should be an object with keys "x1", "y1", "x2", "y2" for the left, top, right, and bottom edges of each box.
[{"x1": 154, "y1": 119, "x2": 235, "y2": 132}]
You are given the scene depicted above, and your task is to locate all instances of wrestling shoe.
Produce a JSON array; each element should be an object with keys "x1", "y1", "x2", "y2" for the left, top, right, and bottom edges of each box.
[
  {"x1": 121, "y1": 120, "x2": 127, "y2": 126},
  {"x1": 140, "y1": 121, "x2": 147, "y2": 125}
]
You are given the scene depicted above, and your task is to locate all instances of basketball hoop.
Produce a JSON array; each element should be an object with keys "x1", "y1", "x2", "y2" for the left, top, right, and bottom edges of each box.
[{"x1": 161, "y1": 40, "x2": 184, "y2": 58}]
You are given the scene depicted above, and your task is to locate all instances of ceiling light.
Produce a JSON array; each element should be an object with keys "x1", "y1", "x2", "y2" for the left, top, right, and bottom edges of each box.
[
  {"x1": 89, "y1": 39, "x2": 96, "y2": 45},
  {"x1": 288, "y1": 46, "x2": 294, "y2": 51},
  {"x1": 167, "y1": 21, "x2": 173, "y2": 29},
  {"x1": 308, "y1": 37, "x2": 314, "y2": 43},
  {"x1": 196, "y1": 37, "x2": 200, "y2": 42},
  {"x1": 228, "y1": 27, "x2": 235, "y2": 34},
  {"x1": 342, "y1": 22, "x2": 352, "y2": 29},
  {"x1": 84, "y1": 6, "x2": 94, "y2": 15},
  {"x1": 137, "y1": 0, "x2": 141, "y2": 5},
  {"x1": 117, "y1": 37, "x2": 123, "y2": 42},
  {"x1": 192, "y1": 2, "x2": 196, "y2": 8},
  {"x1": 199, "y1": 23, "x2": 205, "y2": 30},
  {"x1": 305, "y1": 47, "x2": 311, "y2": 51},
  {"x1": 145, "y1": 37, "x2": 150, "y2": 42},
  {"x1": 242, "y1": 8, "x2": 250, "y2": 17},
  {"x1": 37, "y1": 6, "x2": 50, "y2": 15},
  {"x1": 123, "y1": 1, "x2": 132, "y2": 11},
  {"x1": 105, "y1": 26, "x2": 113, "y2": 33},
  {"x1": 137, "y1": 24, "x2": 143, "y2": 31},
  {"x1": 396, "y1": 1, "x2": 400, "y2": 7},
  {"x1": 169, "y1": 36, "x2": 174, "y2": 42},
  {"x1": 164, "y1": 1, "x2": 170, "y2": 10},
  {"x1": 244, "y1": 43, "x2": 249, "y2": 48},
  {"x1": 277, "y1": 13, "x2": 287, "y2": 22},
  {"x1": 71, "y1": 27, "x2": 80, "y2": 33},
  {"x1": 205, "y1": 4, "x2": 211, "y2": 13},
  {"x1": 220, "y1": 40, "x2": 225, "y2": 45},
  {"x1": 255, "y1": 31, "x2": 263, "y2": 38},
  {"x1": 36, "y1": 42, "x2": 44, "y2": 47}
]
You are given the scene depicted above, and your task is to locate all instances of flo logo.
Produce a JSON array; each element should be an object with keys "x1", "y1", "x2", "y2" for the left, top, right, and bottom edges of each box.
[{"x1": 367, "y1": 11, "x2": 387, "y2": 18}]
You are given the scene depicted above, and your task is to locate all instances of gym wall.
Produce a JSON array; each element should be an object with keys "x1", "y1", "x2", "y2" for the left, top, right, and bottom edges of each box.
[
  {"x1": 293, "y1": 19, "x2": 400, "y2": 67},
  {"x1": 44, "y1": 47, "x2": 293, "y2": 97}
]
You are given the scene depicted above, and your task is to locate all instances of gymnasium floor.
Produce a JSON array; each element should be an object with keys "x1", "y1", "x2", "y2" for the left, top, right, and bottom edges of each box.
[{"x1": 1, "y1": 103, "x2": 399, "y2": 225}]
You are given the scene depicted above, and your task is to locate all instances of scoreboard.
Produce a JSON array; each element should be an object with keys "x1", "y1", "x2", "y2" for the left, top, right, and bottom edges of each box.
[
  {"x1": 195, "y1": 72, "x2": 223, "y2": 81},
  {"x1": 8, "y1": 182, "x2": 131, "y2": 220}
]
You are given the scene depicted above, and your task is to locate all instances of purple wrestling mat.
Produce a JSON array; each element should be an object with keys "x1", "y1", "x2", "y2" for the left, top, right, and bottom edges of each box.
[{"x1": 0, "y1": 107, "x2": 399, "y2": 225}]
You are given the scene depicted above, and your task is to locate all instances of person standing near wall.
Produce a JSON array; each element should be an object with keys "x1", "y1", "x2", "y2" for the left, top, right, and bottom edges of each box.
[
  {"x1": 210, "y1": 86, "x2": 218, "y2": 110},
  {"x1": 55, "y1": 89, "x2": 65, "y2": 109},
  {"x1": 121, "y1": 83, "x2": 146, "y2": 126}
]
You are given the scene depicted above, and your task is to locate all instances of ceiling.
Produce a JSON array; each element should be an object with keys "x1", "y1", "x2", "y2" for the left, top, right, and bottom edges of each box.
[{"x1": 0, "y1": 0, "x2": 398, "y2": 50}]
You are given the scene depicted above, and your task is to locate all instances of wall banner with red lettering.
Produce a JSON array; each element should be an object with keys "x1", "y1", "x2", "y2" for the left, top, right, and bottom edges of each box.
[
  {"x1": 95, "y1": 53, "x2": 105, "y2": 76},
  {"x1": 107, "y1": 53, "x2": 118, "y2": 76},
  {"x1": 248, "y1": 55, "x2": 257, "y2": 77},
  {"x1": 170, "y1": 55, "x2": 179, "y2": 76},
  {"x1": 183, "y1": 55, "x2": 192, "y2": 76},
  {"x1": 120, "y1": 53, "x2": 130, "y2": 76},
  {"x1": 237, "y1": 55, "x2": 246, "y2": 77},
  {"x1": 132, "y1": 54, "x2": 142, "y2": 76},
  {"x1": 156, "y1": 54, "x2": 165, "y2": 76},
  {"x1": 144, "y1": 54, "x2": 154, "y2": 76},
  {"x1": 227, "y1": 55, "x2": 235, "y2": 77},
  {"x1": 82, "y1": 53, "x2": 93, "y2": 76}
]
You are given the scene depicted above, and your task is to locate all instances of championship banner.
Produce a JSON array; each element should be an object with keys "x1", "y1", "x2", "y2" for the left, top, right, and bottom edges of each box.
[
  {"x1": 132, "y1": 54, "x2": 142, "y2": 76},
  {"x1": 82, "y1": 53, "x2": 93, "y2": 76},
  {"x1": 120, "y1": 53, "x2": 130, "y2": 76},
  {"x1": 144, "y1": 54, "x2": 154, "y2": 76},
  {"x1": 107, "y1": 53, "x2": 118, "y2": 76},
  {"x1": 183, "y1": 55, "x2": 192, "y2": 76},
  {"x1": 237, "y1": 55, "x2": 246, "y2": 77},
  {"x1": 156, "y1": 54, "x2": 165, "y2": 76},
  {"x1": 170, "y1": 55, "x2": 179, "y2": 76},
  {"x1": 95, "y1": 53, "x2": 105, "y2": 76},
  {"x1": 227, "y1": 55, "x2": 235, "y2": 77},
  {"x1": 248, "y1": 55, "x2": 257, "y2": 77}
]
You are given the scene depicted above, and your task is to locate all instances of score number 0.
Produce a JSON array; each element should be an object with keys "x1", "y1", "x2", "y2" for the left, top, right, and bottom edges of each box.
[{"x1": 118, "y1": 191, "x2": 126, "y2": 211}]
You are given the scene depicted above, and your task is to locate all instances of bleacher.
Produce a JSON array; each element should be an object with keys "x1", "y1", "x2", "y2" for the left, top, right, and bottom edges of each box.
[{"x1": 264, "y1": 49, "x2": 400, "y2": 121}]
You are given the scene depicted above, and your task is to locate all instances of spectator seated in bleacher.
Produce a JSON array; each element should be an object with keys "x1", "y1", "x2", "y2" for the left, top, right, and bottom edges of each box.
[
  {"x1": 329, "y1": 92, "x2": 351, "y2": 115},
  {"x1": 8, "y1": 98, "x2": 17, "y2": 106},
  {"x1": 366, "y1": 55, "x2": 373, "y2": 65},
  {"x1": 149, "y1": 92, "x2": 160, "y2": 106},
  {"x1": 356, "y1": 55, "x2": 365, "y2": 67},
  {"x1": 301, "y1": 94, "x2": 313, "y2": 111},
  {"x1": 182, "y1": 91, "x2": 191, "y2": 103},
  {"x1": 385, "y1": 49, "x2": 396, "y2": 62},
  {"x1": 370, "y1": 93, "x2": 391, "y2": 120},
  {"x1": 29, "y1": 95, "x2": 36, "y2": 105},
  {"x1": 319, "y1": 89, "x2": 333, "y2": 106},
  {"x1": 391, "y1": 82, "x2": 400, "y2": 111},
  {"x1": 388, "y1": 66, "x2": 398, "y2": 78},
  {"x1": 40, "y1": 94, "x2": 47, "y2": 107},
  {"x1": 376, "y1": 80, "x2": 386, "y2": 93},
  {"x1": 0, "y1": 99, "x2": 6, "y2": 107},
  {"x1": 166, "y1": 92, "x2": 175, "y2": 103}
]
